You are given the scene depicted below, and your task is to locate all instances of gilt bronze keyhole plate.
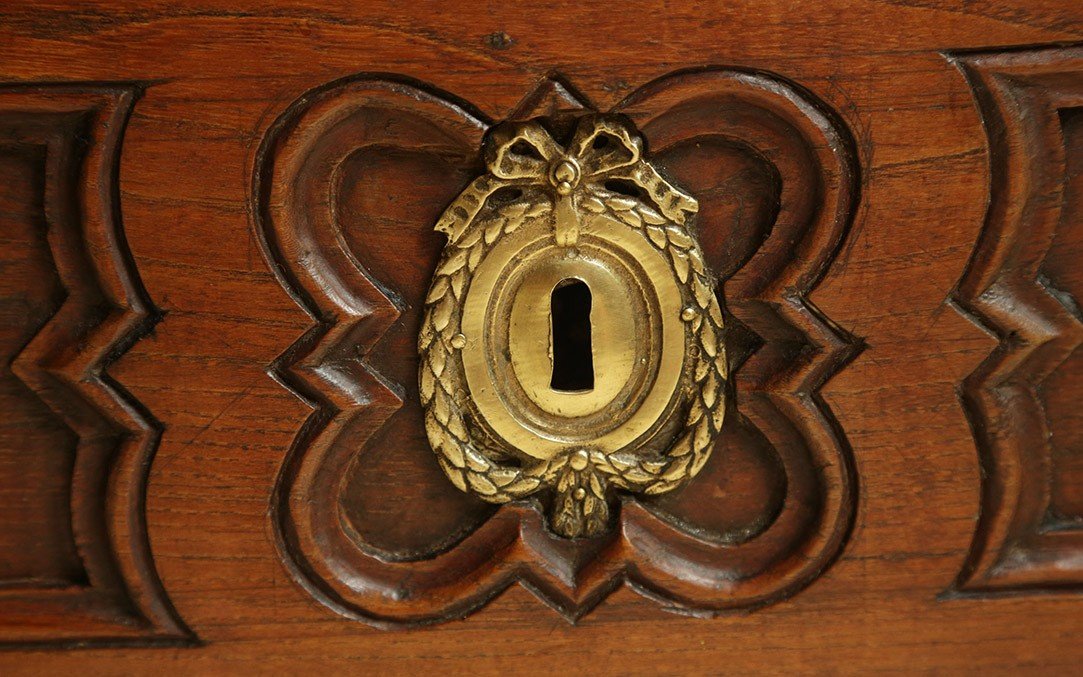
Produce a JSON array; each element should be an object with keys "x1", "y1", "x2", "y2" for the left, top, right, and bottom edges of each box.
[
  {"x1": 256, "y1": 71, "x2": 860, "y2": 625},
  {"x1": 419, "y1": 115, "x2": 727, "y2": 538}
]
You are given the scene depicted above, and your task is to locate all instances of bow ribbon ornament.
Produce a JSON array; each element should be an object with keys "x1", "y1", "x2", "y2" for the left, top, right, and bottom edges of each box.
[{"x1": 435, "y1": 115, "x2": 698, "y2": 247}]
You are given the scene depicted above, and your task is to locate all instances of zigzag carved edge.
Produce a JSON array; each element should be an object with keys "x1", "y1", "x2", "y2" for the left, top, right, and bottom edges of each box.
[
  {"x1": 0, "y1": 84, "x2": 192, "y2": 647},
  {"x1": 948, "y1": 45, "x2": 1083, "y2": 592}
]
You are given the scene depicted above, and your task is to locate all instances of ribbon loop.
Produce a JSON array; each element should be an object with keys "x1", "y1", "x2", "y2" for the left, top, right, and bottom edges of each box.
[
  {"x1": 568, "y1": 115, "x2": 642, "y2": 177},
  {"x1": 484, "y1": 121, "x2": 561, "y2": 180},
  {"x1": 439, "y1": 115, "x2": 697, "y2": 244}
]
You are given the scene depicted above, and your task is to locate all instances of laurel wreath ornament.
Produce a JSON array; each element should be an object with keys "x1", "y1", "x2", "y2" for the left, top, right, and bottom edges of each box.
[{"x1": 418, "y1": 115, "x2": 727, "y2": 538}]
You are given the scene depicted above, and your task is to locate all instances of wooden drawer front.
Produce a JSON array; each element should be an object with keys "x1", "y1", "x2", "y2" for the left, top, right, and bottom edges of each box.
[{"x1": 0, "y1": 3, "x2": 1081, "y2": 673}]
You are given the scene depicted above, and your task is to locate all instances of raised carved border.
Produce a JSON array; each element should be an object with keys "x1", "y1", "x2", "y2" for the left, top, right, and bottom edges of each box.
[
  {"x1": 255, "y1": 70, "x2": 861, "y2": 625},
  {"x1": 949, "y1": 46, "x2": 1083, "y2": 592},
  {"x1": 0, "y1": 84, "x2": 192, "y2": 647}
]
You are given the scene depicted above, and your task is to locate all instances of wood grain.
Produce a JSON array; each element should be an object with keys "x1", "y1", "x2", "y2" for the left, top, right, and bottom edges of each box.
[{"x1": 0, "y1": 0, "x2": 1081, "y2": 673}]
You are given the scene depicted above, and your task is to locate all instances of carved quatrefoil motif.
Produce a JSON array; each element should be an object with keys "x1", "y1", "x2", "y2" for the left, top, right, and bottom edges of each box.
[{"x1": 254, "y1": 70, "x2": 861, "y2": 625}]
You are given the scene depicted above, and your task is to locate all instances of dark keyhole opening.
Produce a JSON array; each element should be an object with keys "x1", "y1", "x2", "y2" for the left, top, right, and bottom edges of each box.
[{"x1": 550, "y1": 279, "x2": 594, "y2": 392}]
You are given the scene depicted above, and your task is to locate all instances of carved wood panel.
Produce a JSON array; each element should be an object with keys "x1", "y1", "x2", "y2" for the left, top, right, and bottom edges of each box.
[
  {"x1": 0, "y1": 85, "x2": 189, "y2": 646},
  {"x1": 951, "y1": 45, "x2": 1083, "y2": 592}
]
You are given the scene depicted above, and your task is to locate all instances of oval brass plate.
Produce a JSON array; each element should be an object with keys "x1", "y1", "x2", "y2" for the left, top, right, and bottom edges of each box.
[{"x1": 460, "y1": 212, "x2": 687, "y2": 459}]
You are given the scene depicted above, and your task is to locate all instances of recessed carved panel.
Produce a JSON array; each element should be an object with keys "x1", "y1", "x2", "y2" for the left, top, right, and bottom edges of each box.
[
  {"x1": 0, "y1": 85, "x2": 190, "y2": 645},
  {"x1": 256, "y1": 70, "x2": 861, "y2": 624},
  {"x1": 951, "y1": 46, "x2": 1083, "y2": 592}
]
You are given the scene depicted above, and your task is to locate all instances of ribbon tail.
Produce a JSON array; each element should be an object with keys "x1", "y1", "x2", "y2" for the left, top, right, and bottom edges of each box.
[
  {"x1": 605, "y1": 163, "x2": 698, "y2": 225},
  {"x1": 553, "y1": 194, "x2": 581, "y2": 247},
  {"x1": 434, "y1": 175, "x2": 513, "y2": 243}
]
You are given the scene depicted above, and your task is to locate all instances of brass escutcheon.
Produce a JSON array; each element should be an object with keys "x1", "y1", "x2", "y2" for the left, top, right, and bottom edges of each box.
[{"x1": 418, "y1": 115, "x2": 727, "y2": 538}]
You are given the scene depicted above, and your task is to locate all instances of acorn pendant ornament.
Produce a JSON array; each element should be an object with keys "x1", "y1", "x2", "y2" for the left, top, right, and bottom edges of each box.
[{"x1": 418, "y1": 114, "x2": 727, "y2": 538}]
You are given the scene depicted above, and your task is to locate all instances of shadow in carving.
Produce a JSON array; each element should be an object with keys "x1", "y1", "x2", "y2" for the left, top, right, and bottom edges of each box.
[
  {"x1": 0, "y1": 85, "x2": 191, "y2": 646},
  {"x1": 255, "y1": 69, "x2": 861, "y2": 625},
  {"x1": 949, "y1": 46, "x2": 1083, "y2": 593}
]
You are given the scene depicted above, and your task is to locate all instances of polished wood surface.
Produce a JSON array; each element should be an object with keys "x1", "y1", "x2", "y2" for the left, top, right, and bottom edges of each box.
[{"x1": 0, "y1": 1, "x2": 1082, "y2": 673}]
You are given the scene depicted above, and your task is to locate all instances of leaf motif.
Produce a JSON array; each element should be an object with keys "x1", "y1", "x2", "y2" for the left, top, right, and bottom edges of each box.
[
  {"x1": 642, "y1": 459, "x2": 666, "y2": 473},
  {"x1": 619, "y1": 208, "x2": 642, "y2": 227},
  {"x1": 694, "y1": 418, "x2": 712, "y2": 452},
  {"x1": 639, "y1": 204, "x2": 665, "y2": 225},
  {"x1": 643, "y1": 482, "x2": 670, "y2": 495},
  {"x1": 419, "y1": 365, "x2": 435, "y2": 401},
  {"x1": 432, "y1": 295, "x2": 453, "y2": 331},
  {"x1": 442, "y1": 247, "x2": 468, "y2": 275},
  {"x1": 700, "y1": 320, "x2": 717, "y2": 358},
  {"x1": 702, "y1": 371, "x2": 718, "y2": 408},
  {"x1": 671, "y1": 249, "x2": 689, "y2": 283},
  {"x1": 708, "y1": 297, "x2": 724, "y2": 325},
  {"x1": 465, "y1": 449, "x2": 489, "y2": 472},
  {"x1": 468, "y1": 243, "x2": 484, "y2": 270},
  {"x1": 507, "y1": 477, "x2": 541, "y2": 494},
  {"x1": 695, "y1": 356, "x2": 710, "y2": 382},
  {"x1": 581, "y1": 195, "x2": 605, "y2": 213},
  {"x1": 457, "y1": 226, "x2": 483, "y2": 249},
  {"x1": 426, "y1": 276, "x2": 449, "y2": 304},
  {"x1": 468, "y1": 472, "x2": 497, "y2": 496},
  {"x1": 666, "y1": 226, "x2": 693, "y2": 249},
  {"x1": 660, "y1": 455, "x2": 690, "y2": 482},
  {"x1": 582, "y1": 496, "x2": 595, "y2": 517},
  {"x1": 447, "y1": 411, "x2": 467, "y2": 441},
  {"x1": 433, "y1": 389, "x2": 451, "y2": 424},
  {"x1": 689, "y1": 248, "x2": 706, "y2": 275},
  {"x1": 503, "y1": 202, "x2": 528, "y2": 219},
  {"x1": 589, "y1": 472, "x2": 603, "y2": 497},
  {"x1": 668, "y1": 436, "x2": 692, "y2": 457},
  {"x1": 437, "y1": 436, "x2": 464, "y2": 469},
  {"x1": 606, "y1": 195, "x2": 636, "y2": 211},
  {"x1": 690, "y1": 450, "x2": 711, "y2": 476},
  {"x1": 489, "y1": 468, "x2": 520, "y2": 487},
  {"x1": 711, "y1": 398, "x2": 727, "y2": 428},
  {"x1": 450, "y1": 268, "x2": 467, "y2": 298},
  {"x1": 694, "y1": 277, "x2": 713, "y2": 309},
  {"x1": 428, "y1": 341, "x2": 446, "y2": 376},
  {"x1": 418, "y1": 327, "x2": 435, "y2": 351},
  {"x1": 438, "y1": 459, "x2": 467, "y2": 491},
  {"x1": 484, "y1": 218, "x2": 503, "y2": 244},
  {"x1": 646, "y1": 225, "x2": 667, "y2": 249}
]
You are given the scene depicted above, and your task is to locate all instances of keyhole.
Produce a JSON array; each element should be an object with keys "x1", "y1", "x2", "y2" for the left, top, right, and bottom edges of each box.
[{"x1": 550, "y1": 279, "x2": 594, "y2": 392}]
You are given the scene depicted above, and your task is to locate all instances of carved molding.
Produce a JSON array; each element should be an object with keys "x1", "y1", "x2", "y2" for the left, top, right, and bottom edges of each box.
[
  {"x1": 0, "y1": 84, "x2": 191, "y2": 646},
  {"x1": 950, "y1": 46, "x2": 1083, "y2": 592},
  {"x1": 255, "y1": 70, "x2": 861, "y2": 625}
]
